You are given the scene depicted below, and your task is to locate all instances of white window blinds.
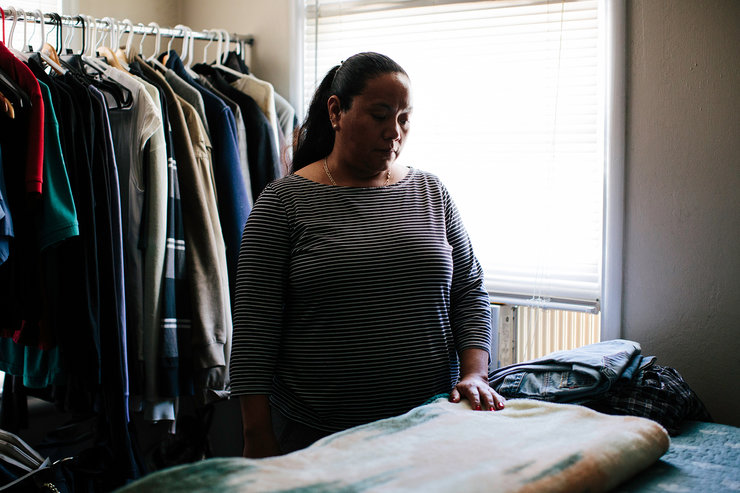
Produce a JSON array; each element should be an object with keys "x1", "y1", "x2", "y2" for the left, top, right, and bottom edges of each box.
[{"x1": 305, "y1": 0, "x2": 605, "y2": 312}]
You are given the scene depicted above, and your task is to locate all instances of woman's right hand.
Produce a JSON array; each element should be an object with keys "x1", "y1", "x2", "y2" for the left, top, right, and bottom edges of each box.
[{"x1": 240, "y1": 395, "x2": 280, "y2": 458}]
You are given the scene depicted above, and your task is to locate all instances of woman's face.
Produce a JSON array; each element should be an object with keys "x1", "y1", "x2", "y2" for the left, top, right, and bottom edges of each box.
[{"x1": 331, "y1": 72, "x2": 413, "y2": 176}]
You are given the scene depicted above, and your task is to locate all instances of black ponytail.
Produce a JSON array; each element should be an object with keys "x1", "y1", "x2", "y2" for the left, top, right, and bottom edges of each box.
[{"x1": 291, "y1": 52, "x2": 407, "y2": 172}]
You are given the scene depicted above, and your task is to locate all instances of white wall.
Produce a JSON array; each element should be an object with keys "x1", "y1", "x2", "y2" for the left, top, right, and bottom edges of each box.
[{"x1": 623, "y1": 0, "x2": 740, "y2": 426}]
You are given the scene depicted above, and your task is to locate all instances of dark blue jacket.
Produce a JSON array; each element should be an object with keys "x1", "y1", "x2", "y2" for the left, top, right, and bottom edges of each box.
[{"x1": 165, "y1": 51, "x2": 250, "y2": 300}]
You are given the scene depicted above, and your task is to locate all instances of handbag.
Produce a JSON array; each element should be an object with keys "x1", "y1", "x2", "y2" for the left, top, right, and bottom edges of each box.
[{"x1": 0, "y1": 429, "x2": 72, "y2": 492}]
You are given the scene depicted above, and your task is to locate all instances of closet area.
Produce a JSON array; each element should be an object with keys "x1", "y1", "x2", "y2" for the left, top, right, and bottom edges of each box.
[{"x1": 0, "y1": 4, "x2": 294, "y2": 491}]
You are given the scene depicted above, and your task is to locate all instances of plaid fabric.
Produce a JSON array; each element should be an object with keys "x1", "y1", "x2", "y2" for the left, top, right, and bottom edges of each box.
[
  {"x1": 585, "y1": 364, "x2": 713, "y2": 435},
  {"x1": 159, "y1": 151, "x2": 193, "y2": 398}
]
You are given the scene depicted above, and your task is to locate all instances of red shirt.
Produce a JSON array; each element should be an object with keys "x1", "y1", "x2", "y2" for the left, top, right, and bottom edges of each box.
[{"x1": 0, "y1": 41, "x2": 44, "y2": 196}]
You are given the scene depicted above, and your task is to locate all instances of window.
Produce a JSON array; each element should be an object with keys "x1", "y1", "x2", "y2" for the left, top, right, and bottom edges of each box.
[{"x1": 304, "y1": 0, "x2": 616, "y2": 322}]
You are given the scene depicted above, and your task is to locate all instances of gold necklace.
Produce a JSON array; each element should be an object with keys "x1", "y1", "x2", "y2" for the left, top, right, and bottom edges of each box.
[{"x1": 324, "y1": 158, "x2": 391, "y2": 187}]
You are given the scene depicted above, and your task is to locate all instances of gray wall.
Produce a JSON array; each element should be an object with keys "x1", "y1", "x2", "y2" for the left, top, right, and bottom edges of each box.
[{"x1": 623, "y1": 0, "x2": 740, "y2": 426}]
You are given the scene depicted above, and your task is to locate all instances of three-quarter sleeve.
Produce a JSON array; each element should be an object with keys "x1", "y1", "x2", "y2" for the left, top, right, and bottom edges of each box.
[
  {"x1": 443, "y1": 185, "x2": 492, "y2": 355},
  {"x1": 229, "y1": 185, "x2": 291, "y2": 395}
]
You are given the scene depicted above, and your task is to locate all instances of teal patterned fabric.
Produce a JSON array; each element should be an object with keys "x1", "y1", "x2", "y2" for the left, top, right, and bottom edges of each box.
[
  {"x1": 615, "y1": 420, "x2": 740, "y2": 492},
  {"x1": 116, "y1": 398, "x2": 672, "y2": 493}
]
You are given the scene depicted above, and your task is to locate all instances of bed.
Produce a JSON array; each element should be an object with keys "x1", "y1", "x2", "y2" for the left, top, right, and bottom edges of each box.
[{"x1": 112, "y1": 397, "x2": 739, "y2": 492}]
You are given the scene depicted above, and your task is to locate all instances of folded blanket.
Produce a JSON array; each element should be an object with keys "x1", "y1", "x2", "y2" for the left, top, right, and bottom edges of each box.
[{"x1": 116, "y1": 398, "x2": 670, "y2": 492}]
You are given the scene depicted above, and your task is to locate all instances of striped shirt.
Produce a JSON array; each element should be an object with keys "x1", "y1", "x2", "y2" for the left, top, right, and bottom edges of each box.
[{"x1": 230, "y1": 167, "x2": 491, "y2": 432}]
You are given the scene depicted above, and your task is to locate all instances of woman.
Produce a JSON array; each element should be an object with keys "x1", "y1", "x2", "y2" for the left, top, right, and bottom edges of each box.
[{"x1": 230, "y1": 52, "x2": 505, "y2": 458}]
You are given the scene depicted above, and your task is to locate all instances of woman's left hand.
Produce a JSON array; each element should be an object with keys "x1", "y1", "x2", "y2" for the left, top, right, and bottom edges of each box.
[{"x1": 450, "y1": 374, "x2": 506, "y2": 411}]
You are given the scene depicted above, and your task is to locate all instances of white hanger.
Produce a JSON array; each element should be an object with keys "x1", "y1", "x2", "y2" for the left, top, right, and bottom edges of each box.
[
  {"x1": 184, "y1": 27, "x2": 195, "y2": 68},
  {"x1": 96, "y1": 17, "x2": 110, "y2": 53},
  {"x1": 6, "y1": 7, "x2": 23, "y2": 56},
  {"x1": 222, "y1": 29, "x2": 230, "y2": 65},
  {"x1": 24, "y1": 9, "x2": 38, "y2": 53},
  {"x1": 122, "y1": 18, "x2": 136, "y2": 61},
  {"x1": 31, "y1": 10, "x2": 66, "y2": 74},
  {"x1": 147, "y1": 22, "x2": 161, "y2": 60},
  {"x1": 6, "y1": 7, "x2": 28, "y2": 62},
  {"x1": 202, "y1": 29, "x2": 216, "y2": 63},
  {"x1": 166, "y1": 25, "x2": 182, "y2": 56},
  {"x1": 147, "y1": 22, "x2": 168, "y2": 71},
  {"x1": 213, "y1": 28, "x2": 246, "y2": 78},
  {"x1": 63, "y1": 15, "x2": 78, "y2": 54},
  {"x1": 136, "y1": 23, "x2": 148, "y2": 57},
  {"x1": 84, "y1": 15, "x2": 94, "y2": 57}
]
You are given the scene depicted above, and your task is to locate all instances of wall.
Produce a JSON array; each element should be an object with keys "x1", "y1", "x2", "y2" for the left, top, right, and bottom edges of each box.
[
  {"x1": 65, "y1": 0, "x2": 180, "y2": 28},
  {"x1": 179, "y1": 0, "x2": 301, "y2": 109},
  {"x1": 623, "y1": 0, "x2": 740, "y2": 426}
]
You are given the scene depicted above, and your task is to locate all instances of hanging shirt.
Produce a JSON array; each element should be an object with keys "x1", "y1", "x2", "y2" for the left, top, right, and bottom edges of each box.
[
  {"x1": 137, "y1": 57, "x2": 233, "y2": 401},
  {"x1": 0, "y1": 42, "x2": 44, "y2": 196},
  {"x1": 88, "y1": 85, "x2": 142, "y2": 483},
  {"x1": 193, "y1": 64, "x2": 278, "y2": 199},
  {"x1": 35, "y1": 81, "x2": 79, "y2": 250},
  {"x1": 230, "y1": 73, "x2": 280, "y2": 161},
  {"x1": 0, "y1": 146, "x2": 12, "y2": 265},
  {"x1": 125, "y1": 71, "x2": 172, "y2": 422},
  {"x1": 177, "y1": 94, "x2": 232, "y2": 404},
  {"x1": 165, "y1": 51, "x2": 250, "y2": 311},
  {"x1": 164, "y1": 68, "x2": 211, "y2": 140},
  {"x1": 0, "y1": 43, "x2": 46, "y2": 343},
  {"x1": 104, "y1": 66, "x2": 162, "y2": 406},
  {"x1": 52, "y1": 73, "x2": 104, "y2": 392},
  {"x1": 196, "y1": 74, "x2": 253, "y2": 207}
]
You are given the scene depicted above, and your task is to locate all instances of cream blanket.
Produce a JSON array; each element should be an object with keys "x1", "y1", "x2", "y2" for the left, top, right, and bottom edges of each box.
[{"x1": 117, "y1": 398, "x2": 670, "y2": 492}]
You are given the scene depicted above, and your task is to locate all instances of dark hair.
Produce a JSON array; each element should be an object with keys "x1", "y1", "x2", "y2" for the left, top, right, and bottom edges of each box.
[{"x1": 291, "y1": 52, "x2": 408, "y2": 172}]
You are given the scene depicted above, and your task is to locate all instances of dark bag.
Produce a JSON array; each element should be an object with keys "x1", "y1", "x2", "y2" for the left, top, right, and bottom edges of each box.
[
  {"x1": 584, "y1": 363, "x2": 713, "y2": 435},
  {"x1": 0, "y1": 429, "x2": 73, "y2": 492}
]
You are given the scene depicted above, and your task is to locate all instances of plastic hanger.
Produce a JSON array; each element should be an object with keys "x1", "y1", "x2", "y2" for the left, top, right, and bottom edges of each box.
[
  {"x1": 201, "y1": 29, "x2": 216, "y2": 63},
  {"x1": 0, "y1": 9, "x2": 29, "y2": 113},
  {"x1": 62, "y1": 15, "x2": 77, "y2": 54},
  {"x1": 96, "y1": 17, "x2": 125, "y2": 70},
  {"x1": 74, "y1": 16, "x2": 133, "y2": 110},
  {"x1": 6, "y1": 6, "x2": 17, "y2": 45},
  {"x1": 9, "y1": 7, "x2": 31, "y2": 62},
  {"x1": 122, "y1": 18, "x2": 136, "y2": 62},
  {"x1": 41, "y1": 12, "x2": 66, "y2": 74},
  {"x1": 112, "y1": 18, "x2": 133, "y2": 67},
  {"x1": 5, "y1": 6, "x2": 24, "y2": 59},
  {"x1": 135, "y1": 22, "x2": 147, "y2": 57},
  {"x1": 146, "y1": 22, "x2": 168, "y2": 72},
  {"x1": 184, "y1": 27, "x2": 195, "y2": 68},
  {"x1": 0, "y1": 65, "x2": 29, "y2": 110},
  {"x1": 0, "y1": 88, "x2": 15, "y2": 119},
  {"x1": 212, "y1": 28, "x2": 245, "y2": 78},
  {"x1": 29, "y1": 10, "x2": 66, "y2": 74}
]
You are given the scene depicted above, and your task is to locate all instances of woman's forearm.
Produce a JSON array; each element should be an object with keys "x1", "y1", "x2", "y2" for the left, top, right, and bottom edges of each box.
[
  {"x1": 459, "y1": 347, "x2": 490, "y2": 379},
  {"x1": 239, "y1": 394, "x2": 280, "y2": 458}
]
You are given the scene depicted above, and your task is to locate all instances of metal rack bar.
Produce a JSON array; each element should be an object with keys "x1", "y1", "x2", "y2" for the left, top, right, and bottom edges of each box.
[{"x1": 1, "y1": 7, "x2": 254, "y2": 45}]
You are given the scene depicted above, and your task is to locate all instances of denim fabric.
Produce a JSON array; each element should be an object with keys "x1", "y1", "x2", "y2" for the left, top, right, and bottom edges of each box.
[{"x1": 489, "y1": 339, "x2": 643, "y2": 403}]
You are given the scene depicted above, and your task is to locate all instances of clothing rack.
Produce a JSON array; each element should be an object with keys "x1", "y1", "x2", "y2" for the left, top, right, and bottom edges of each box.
[{"x1": 0, "y1": 5, "x2": 253, "y2": 58}]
